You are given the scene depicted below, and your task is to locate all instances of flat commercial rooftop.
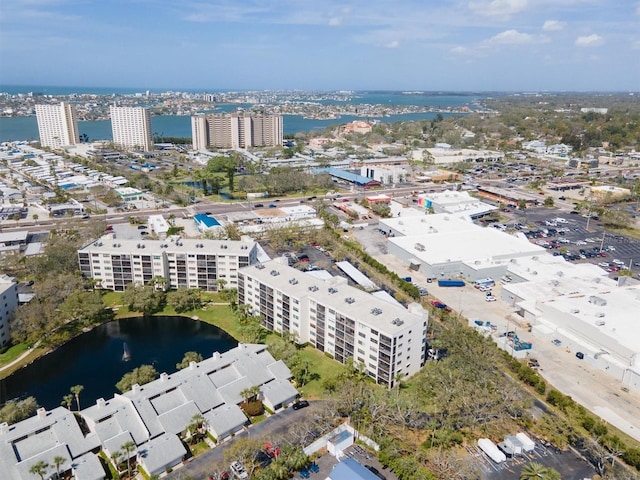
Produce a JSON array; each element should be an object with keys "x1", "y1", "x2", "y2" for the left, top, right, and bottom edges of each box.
[{"x1": 389, "y1": 225, "x2": 544, "y2": 265}]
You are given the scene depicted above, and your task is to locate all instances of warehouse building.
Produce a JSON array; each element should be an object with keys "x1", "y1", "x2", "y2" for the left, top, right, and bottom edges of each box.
[
  {"x1": 501, "y1": 255, "x2": 640, "y2": 392},
  {"x1": 379, "y1": 214, "x2": 544, "y2": 281}
]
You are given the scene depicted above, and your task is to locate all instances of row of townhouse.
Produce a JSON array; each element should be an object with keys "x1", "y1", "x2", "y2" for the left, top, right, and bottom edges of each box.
[
  {"x1": 78, "y1": 236, "x2": 258, "y2": 291},
  {"x1": 0, "y1": 344, "x2": 298, "y2": 480},
  {"x1": 238, "y1": 258, "x2": 429, "y2": 388}
]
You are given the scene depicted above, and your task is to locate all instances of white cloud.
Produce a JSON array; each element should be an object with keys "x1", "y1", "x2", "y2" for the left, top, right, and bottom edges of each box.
[
  {"x1": 575, "y1": 34, "x2": 603, "y2": 47},
  {"x1": 385, "y1": 40, "x2": 400, "y2": 48},
  {"x1": 468, "y1": 0, "x2": 528, "y2": 19},
  {"x1": 328, "y1": 17, "x2": 342, "y2": 26},
  {"x1": 451, "y1": 46, "x2": 469, "y2": 55},
  {"x1": 542, "y1": 20, "x2": 566, "y2": 31},
  {"x1": 484, "y1": 29, "x2": 545, "y2": 46}
]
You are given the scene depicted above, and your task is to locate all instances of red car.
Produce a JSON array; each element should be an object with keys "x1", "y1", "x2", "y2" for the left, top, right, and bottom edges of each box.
[{"x1": 264, "y1": 442, "x2": 281, "y2": 458}]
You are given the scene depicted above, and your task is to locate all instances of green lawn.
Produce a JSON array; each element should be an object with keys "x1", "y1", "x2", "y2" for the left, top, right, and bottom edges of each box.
[
  {"x1": 0, "y1": 343, "x2": 30, "y2": 366},
  {"x1": 296, "y1": 347, "x2": 346, "y2": 399},
  {"x1": 64, "y1": 291, "x2": 344, "y2": 399}
]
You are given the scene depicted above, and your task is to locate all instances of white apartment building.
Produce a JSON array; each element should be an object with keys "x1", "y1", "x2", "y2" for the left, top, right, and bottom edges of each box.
[
  {"x1": 78, "y1": 236, "x2": 258, "y2": 291},
  {"x1": 0, "y1": 275, "x2": 18, "y2": 347},
  {"x1": 35, "y1": 102, "x2": 80, "y2": 149},
  {"x1": 238, "y1": 259, "x2": 429, "y2": 387},
  {"x1": 191, "y1": 112, "x2": 283, "y2": 149},
  {"x1": 110, "y1": 106, "x2": 153, "y2": 151}
]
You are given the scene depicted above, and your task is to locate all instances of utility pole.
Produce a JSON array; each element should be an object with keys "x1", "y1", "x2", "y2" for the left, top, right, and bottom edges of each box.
[{"x1": 599, "y1": 230, "x2": 606, "y2": 253}]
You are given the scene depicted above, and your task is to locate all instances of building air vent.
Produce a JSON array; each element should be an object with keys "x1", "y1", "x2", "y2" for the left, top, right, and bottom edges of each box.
[
  {"x1": 345, "y1": 297, "x2": 355, "y2": 304},
  {"x1": 371, "y1": 307, "x2": 383, "y2": 316},
  {"x1": 415, "y1": 243, "x2": 425, "y2": 252},
  {"x1": 589, "y1": 296, "x2": 607, "y2": 306}
]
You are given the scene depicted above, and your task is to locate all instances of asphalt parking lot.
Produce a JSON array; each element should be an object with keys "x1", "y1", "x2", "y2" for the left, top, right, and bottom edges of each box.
[
  {"x1": 470, "y1": 440, "x2": 596, "y2": 480},
  {"x1": 504, "y1": 207, "x2": 640, "y2": 278}
]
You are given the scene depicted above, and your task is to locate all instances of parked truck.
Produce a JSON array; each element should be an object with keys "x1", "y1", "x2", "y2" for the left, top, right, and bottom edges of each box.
[{"x1": 438, "y1": 279, "x2": 465, "y2": 287}]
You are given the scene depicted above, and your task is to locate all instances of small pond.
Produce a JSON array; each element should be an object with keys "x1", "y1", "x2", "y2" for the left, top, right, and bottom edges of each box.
[{"x1": 1, "y1": 316, "x2": 237, "y2": 410}]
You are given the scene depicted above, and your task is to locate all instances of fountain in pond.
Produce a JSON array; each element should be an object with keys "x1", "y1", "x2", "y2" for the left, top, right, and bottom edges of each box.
[{"x1": 122, "y1": 342, "x2": 131, "y2": 361}]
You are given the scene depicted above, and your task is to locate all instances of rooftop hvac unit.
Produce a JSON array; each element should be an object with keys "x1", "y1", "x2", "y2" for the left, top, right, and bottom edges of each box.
[
  {"x1": 345, "y1": 297, "x2": 355, "y2": 304},
  {"x1": 595, "y1": 312, "x2": 605, "y2": 318},
  {"x1": 289, "y1": 278, "x2": 298, "y2": 285},
  {"x1": 570, "y1": 308, "x2": 580, "y2": 314},
  {"x1": 328, "y1": 288, "x2": 338, "y2": 294},
  {"x1": 415, "y1": 243, "x2": 425, "y2": 251},
  {"x1": 595, "y1": 320, "x2": 606, "y2": 326},
  {"x1": 391, "y1": 318, "x2": 404, "y2": 326},
  {"x1": 308, "y1": 285, "x2": 319, "y2": 292},
  {"x1": 589, "y1": 296, "x2": 607, "y2": 306},
  {"x1": 557, "y1": 271, "x2": 564, "y2": 277},
  {"x1": 371, "y1": 307, "x2": 383, "y2": 315},
  {"x1": 256, "y1": 263, "x2": 265, "y2": 269},
  {"x1": 532, "y1": 256, "x2": 538, "y2": 260},
  {"x1": 270, "y1": 270, "x2": 280, "y2": 276}
]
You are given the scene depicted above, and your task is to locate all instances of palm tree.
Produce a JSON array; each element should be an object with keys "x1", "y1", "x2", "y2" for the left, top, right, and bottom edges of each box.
[
  {"x1": 240, "y1": 385, "x2": 260, "y2": 404},
  {"x1": 110, "y1": 449, "x2": 122, "y2": 474},
  {"x1": 520, "y1": 462, "x2": 560, "y2": 480},
  {"x1": 61, "y1": 394, "x2": 73, "y2": 410},
  {"x1": 52, "y1": 455, "x2": 66, "y2": 479},
  {"x1": 70, "y1": 385, "x2": 84, "y2": 411},
  {"x1": 120, "y1": 440, "x2": 136, "y2": 479},
  {"x1": 28, "y1": 460, "x2": 49, "y2": 480}
]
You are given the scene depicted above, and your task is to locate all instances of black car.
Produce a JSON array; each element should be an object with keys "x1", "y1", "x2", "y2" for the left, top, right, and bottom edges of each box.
[
  {"x1": 576, "y1": 352, "x2": 584, "y2": 359},
  {"x1": 292, "y1": 400, "x2": 309, "y2": 410},
  {"x1": 254, "y1": 203, "x2": 264, "y2": 208}
]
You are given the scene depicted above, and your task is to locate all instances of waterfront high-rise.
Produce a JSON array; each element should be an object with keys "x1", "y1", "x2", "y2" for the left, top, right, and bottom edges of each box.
[
  {"x1": 110, "y1": 106, "x2": 153, "y2": 151},
  {"x1": 191, "y1": 112, "x2": 283, "y2": 150},
  {"x1": 34, "y1": 102, "x2": 80, "y2": 149}
]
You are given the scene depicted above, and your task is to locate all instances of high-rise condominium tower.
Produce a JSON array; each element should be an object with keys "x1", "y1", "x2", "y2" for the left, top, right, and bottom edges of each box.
[
  {"x1": 191, "y1": 112, "x2": 283, "y2": 150},
  {"x1": 35, "y1": 102, "x2": 80, "y2": 149},
  {"x1": 110, "y1": 106, "x2": 153, "y2": 151}
]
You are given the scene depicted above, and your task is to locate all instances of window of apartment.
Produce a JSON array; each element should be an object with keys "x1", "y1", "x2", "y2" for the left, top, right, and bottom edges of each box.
[
  {"x1": 370, "y1": 329, "x2": 378, "y2": 336},
  {"x1": 369, "y1": 354, "x2": 377, "y2": 361},
  {"x1": 357, "y1": 348, "x2": 365, "y2": 355},
  {"x1": 370, "y1": 337, "x2": 378, "y2": 345},
  {"x1": 328, "y1": 309, "x2": 335, "y2": 315}
]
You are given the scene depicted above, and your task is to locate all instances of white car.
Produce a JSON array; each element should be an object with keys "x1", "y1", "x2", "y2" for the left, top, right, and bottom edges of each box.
[
  {"x1": 612, "y1": 259, "x2": 625, "y2": 266},
  {"x1": 485, "y1": 296, "x2": 497, "y2": 302},
  {"x1": 230, "y1": 461, "x2": 248, "y2": 479},
  {"x1": 598, "y1": 262, "x2": 610, "y2": 268}
]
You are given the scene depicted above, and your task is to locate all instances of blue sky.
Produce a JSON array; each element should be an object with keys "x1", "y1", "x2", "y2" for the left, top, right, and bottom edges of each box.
[{"x1": 1, "y1": 0, "x2": 638, "y2": 91}]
